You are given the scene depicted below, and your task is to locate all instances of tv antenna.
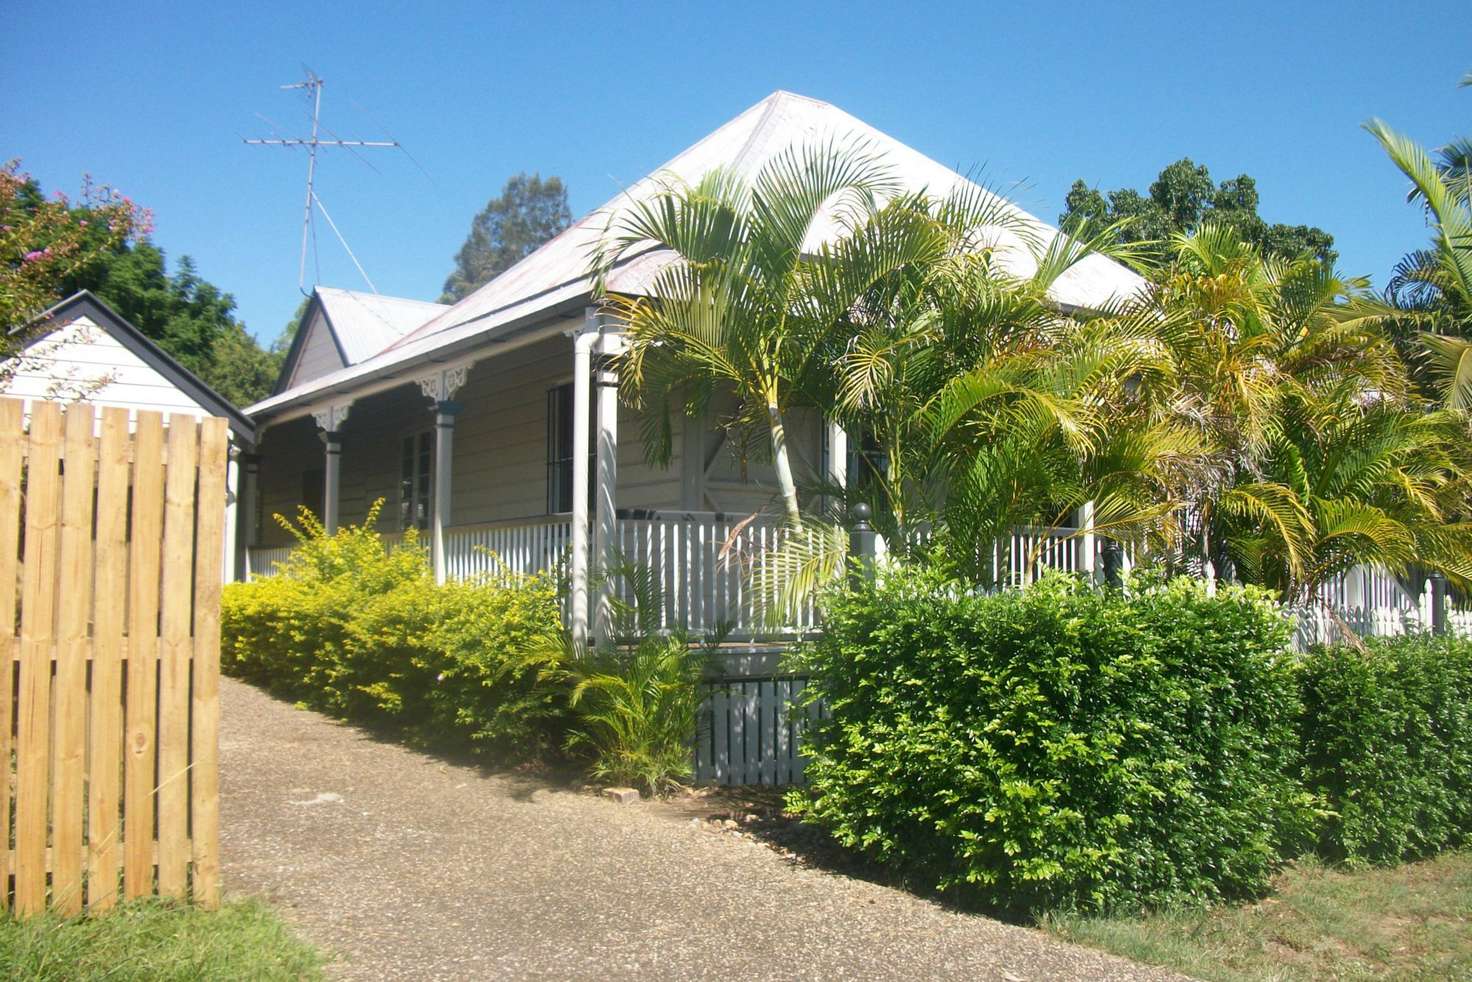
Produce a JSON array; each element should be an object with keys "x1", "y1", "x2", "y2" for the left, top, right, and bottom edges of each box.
[{"x1": 244, "y1": 70, "x2": 399, "y2": 295}]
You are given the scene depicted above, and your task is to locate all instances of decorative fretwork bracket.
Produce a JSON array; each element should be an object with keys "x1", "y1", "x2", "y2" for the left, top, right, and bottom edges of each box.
[
  {"x1": 310, "y1": 402, "x2": 352, "y2": 433},
  {"x1": 414, "y1": 362, "x2": 470, "y2": 405}
]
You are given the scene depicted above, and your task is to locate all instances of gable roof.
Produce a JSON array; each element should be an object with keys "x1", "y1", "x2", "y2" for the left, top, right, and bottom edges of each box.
[
  {"x1": 17, "y1": 291, "x2": 256, "y2": 442},
  {"x1": 247, "y1": 90, "x2": 1148, "y2": 421},
  {"x1": 273, "y1": 287, "x2": 447, "y2": 393},
  {"x1": 317, "y1": 288, "x2": 448, "y2": 363}
]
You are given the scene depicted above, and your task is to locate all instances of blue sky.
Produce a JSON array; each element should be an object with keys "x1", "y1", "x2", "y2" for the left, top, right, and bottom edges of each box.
[{"x1": 4, "y1": 0, "x2": 1467, "y2": 344}]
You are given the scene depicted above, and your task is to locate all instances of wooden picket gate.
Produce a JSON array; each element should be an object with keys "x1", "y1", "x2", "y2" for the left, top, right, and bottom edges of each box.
[
  {"x1": 695, "y1": 676, "x2": 824, "y2": 786},
  {"x1": 1, "y1": 398, "x2": 227, "y2": 916}
]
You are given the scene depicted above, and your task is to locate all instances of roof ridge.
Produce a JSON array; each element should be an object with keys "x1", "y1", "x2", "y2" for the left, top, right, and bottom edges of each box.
[
  {"x1": 725, "y1": 91, "x2": 791, "y2": 183},
  {"x1": 315, "y1": 285, "x2": 446, "y2": 308},
  {"x1": 249, "y1": 93, "x2": 1148, "y2": 421},
  {"x1": 391, "y1": 92, "x2": 788, "y2": 348}
]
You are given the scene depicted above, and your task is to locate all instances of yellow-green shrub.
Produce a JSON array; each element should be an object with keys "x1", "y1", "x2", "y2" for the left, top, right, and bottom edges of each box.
[{"x1": 222, "y1": 506, "x2": 564, "y2": 761}]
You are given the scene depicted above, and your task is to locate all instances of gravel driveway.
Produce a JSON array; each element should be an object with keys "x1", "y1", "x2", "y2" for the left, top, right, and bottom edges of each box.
[{"x1": 220, "y1": 677, "x2": 1186, "y2": 981}]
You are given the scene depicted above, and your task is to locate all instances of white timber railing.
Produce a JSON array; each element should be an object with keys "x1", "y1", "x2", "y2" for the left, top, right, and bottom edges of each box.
[
  {"x1": 442, "y1": 516, "x2": 573, "y2": 582},
  {"x1": 907, "y1": 524, "x2": 1094, "y2": 586},
  {"x1": 999, "y1": 526, "x2": 1089, "y2": 585},
  {"x1": 244, "y1": 545, "x2": 296, "y2": 580},
  {"x1": 611, "y1": 512, "x2": 825, "y2": 638},
  {"x1": 246, "y1": 514, "x2": 1100, "y2": 635},
  {"x1": 247, "y1": 522, "x2": 1467, "y2": 649}
]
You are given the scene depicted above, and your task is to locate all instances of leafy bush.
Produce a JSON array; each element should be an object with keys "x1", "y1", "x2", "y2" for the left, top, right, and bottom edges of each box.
[
  {"x1": 788, "y1": 569, "x2": 1313, "y2": 915},
  {"x1": 222, "y1": 505, "x2": 565, "y2": 762},
  {"x1": 224, "y1": 510, "x2": 710, "y2": 791},
  {"x1": 504, "y1": 558, "x2": 715, "y2": 794},
  {"x1": 561, "y1": 635, "x2": 709, "y2": 794},
  {"x1": 1298, "y1": 633, "x2": 1472, "y2": 864}
]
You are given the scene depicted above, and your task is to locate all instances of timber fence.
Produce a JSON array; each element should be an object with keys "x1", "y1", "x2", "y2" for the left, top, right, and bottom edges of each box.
[{"x1": 2, "y1": 399, "x2": 227, "y2": 915}]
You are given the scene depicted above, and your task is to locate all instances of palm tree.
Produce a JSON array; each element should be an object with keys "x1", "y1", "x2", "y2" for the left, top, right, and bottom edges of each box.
[
  {"x1": 792, "y1": 188, "x2": 1186, "y2": 583},
  {"x1": 1216, "y1": 390, "x2": 1472, "y2": 600},
  {"x1": 1147, "y1": 224, "x2": 1408, "y2": 583},
  {"x1": 593, "y1": 142, "x2": 905, "y2": 527},
  {"x1": 1367, "y1": 120, "x2": 1472, "y2": 410}
]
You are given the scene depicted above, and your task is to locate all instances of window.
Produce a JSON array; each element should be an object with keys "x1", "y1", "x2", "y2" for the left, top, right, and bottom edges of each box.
[
  {"x1": 546, "y1": 383, "x2": 595, "y2": 514},
  {"x1": 848, "y1": 431, "x2": 888, "y2": 493},
  {"x1": 399, "y1": 431, "x2": 433, "y2": 530},
  {"x1": 301, "y1": 468, "x2": 324, "y2": 521}
]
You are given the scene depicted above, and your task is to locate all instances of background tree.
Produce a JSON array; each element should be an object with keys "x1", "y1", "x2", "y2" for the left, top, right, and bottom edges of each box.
[
  {"x1": 270, "y1": 296, "x2": 312, "y2": 360},
  {"x1": 1061, "y1": 158, "x2": 1336, "y2": 266},
  {"x1": 441, "y1": 173, "x2": 571, "y2": 302},
  {"x1": 62, "y1": 241, "x2": 281, "y2": 405}
]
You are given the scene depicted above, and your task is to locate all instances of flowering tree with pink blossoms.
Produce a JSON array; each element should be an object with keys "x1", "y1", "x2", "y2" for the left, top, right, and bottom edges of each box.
[{"x1": 0, "y1": 160, "x2": 147, "y2": 341}]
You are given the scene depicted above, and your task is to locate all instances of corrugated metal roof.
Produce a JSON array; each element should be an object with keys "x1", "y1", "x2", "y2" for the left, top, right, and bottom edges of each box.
[
  {"x1": 247, "y1": 90, "x2": 1147, "y2": 419},
  {"x1": 315, "y1": 287, "x2": 447, "y2": 364}
]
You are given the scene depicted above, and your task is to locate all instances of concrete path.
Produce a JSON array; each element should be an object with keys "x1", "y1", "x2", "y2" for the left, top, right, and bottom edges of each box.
[{"x1": 219, "y1": 677, "x2": 1184, "y2": 981}]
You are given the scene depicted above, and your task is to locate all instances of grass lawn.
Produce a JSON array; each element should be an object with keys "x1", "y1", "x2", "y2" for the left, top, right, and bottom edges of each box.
[
  {"x1": 0, "y1": 898, "x2": 325, "y2": 981},
  {"x1": 1045, "y1": 851, "x2": 1472, "y2": 981}
]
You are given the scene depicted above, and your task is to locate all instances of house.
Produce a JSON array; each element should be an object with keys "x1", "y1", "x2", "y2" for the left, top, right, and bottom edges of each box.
[
  {"x1": 4, "y1": 290, "x2": 256, "y2": 574},
  {"x1": 241, "y1": 91, "x2": 1145, "y2": 645}
]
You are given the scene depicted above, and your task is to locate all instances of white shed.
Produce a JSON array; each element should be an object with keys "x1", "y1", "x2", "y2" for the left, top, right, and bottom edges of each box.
[{"x1": 4, "y1": 290, "x2": 257, "y2": 576}]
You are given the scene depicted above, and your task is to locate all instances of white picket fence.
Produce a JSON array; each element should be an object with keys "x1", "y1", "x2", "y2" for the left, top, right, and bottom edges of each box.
[
  {"x1": 1288, "y1": 566, "x2": 1470, "y2": 650},
  {"x1": 247, "y1": 524, "x2": 1469, "y2": 787}
]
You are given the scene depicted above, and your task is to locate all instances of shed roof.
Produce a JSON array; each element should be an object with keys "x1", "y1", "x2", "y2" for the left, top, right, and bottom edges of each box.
[
  {"x1": 248, "y1": 90, "x2": 1147, "y2": 420},
  {"x1": 16, "y1": 291, "x2": 256, "y2": 442}
]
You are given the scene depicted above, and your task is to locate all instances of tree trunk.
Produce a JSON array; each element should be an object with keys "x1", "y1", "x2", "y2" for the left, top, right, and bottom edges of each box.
[{"x1": 767, "y1": 401, "x2": 802, "y2": 528}]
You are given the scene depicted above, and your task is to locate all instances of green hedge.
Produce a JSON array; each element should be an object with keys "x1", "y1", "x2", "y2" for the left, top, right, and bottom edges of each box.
[
  {"x1": 222, "y1": 510, "x2": 565, "y2": 762},
  {"x1": 788, "y1": 570, "x2": 1314, "y2": 915},
  {"x1": 1299, "y1": 634, "x2": 1472, "y2": 864}
]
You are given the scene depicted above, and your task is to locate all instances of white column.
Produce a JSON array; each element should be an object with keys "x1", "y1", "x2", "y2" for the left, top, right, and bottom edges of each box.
[
  {"x1": 223, "y1": 450, "x2": 240, "y2": 583},
  {"x1": 311, "y1": 403, "x2": 351, "y2": 534},
  {"x1": 239, "y1": 451, "x2": 260, "y2": 581},
  {"x1": 1200, "y1": 522, "x2": 1215, "y2": 596},
  {"x1": 679, "y1": 410, "x2": 706, "y2": 511},
  {"x1": 432, "y1": 401, "x2": 460, "y2": 585},
  {"x1": 1078, "y1": 500, "x2": 1096, "y2": 583},
  {"x1": 593, "y1": 334, "x2": 624, "y2": 644},
  {"x1": 825, "y1": 418, "x2": 847, "y2": 515},
  {"x1": 569, "y1": 330, "x2": 596, "y2": 652},
  {"x1": 322, "y1": 431, "x2": 343, "y2": 533},
  {"x1": 1343, "y1": 564, "x2": 1366, "y2": 612}
]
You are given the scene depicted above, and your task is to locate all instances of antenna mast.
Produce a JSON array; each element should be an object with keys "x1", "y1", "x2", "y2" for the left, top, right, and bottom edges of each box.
[{"x1": 244, "y1": 70, "x2": 399, "y2": 294}]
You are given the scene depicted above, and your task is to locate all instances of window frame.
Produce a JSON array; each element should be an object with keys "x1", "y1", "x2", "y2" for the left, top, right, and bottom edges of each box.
[
  {"x1": 399, "y1": 430, "x2": 434, "y2": 531},
  {"x1": 546, "y1": 382, "x2": 596, "y2": 514}
]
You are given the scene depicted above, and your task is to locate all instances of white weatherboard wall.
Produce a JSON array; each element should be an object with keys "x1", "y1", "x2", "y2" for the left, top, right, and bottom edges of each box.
[
  {"x1": 2, "y1": 314, "x2": 216, "y2": 421},
  {"x1": 2, "y1": 311, "x2": 243, "y2": 581}
]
